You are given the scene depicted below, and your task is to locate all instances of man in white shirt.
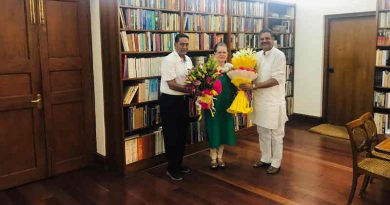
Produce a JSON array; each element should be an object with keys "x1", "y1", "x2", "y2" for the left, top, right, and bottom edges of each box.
[
  {"x1": 160, "y1": 34, "x2": 194, "y2": 180},
  {"x1": 240, "y1": 29, "x2": 288, "y2": 174}
]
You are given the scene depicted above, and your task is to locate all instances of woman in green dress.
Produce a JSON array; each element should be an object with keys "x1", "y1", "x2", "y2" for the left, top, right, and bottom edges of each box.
[{"x1": 205, "y1": 42, "x2": 236, "y2": 169}]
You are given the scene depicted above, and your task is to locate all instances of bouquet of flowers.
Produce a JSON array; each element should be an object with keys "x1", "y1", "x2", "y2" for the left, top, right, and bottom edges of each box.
[
  {"x1": 227, "y1": 48, "x2": 258, "y2": 114},
  {"x1": 186, "y1": 56, "x2": 222, "y2": 119}
]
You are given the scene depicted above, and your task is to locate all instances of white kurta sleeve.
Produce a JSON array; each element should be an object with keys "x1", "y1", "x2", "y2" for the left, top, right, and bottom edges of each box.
[{"x1": 271, "y1": 53, "x2": 286, "y2": 85}]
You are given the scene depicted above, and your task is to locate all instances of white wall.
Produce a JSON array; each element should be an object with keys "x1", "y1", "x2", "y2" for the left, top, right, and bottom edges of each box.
[
  {"x1": 293, "y1": 0, "x2": 376, "y2": 116},
  {"x1": 90, "y1": 0, "x2": 106, "y2": 156}
]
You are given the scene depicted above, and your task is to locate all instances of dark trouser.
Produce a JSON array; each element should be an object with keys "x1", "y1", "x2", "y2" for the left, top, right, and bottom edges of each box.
[{"x1": 160, "y1": 94, "x2": 189, "y2": 174}]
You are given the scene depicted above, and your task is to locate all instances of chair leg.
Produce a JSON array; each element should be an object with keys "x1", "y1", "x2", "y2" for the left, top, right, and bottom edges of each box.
[
  {"x1": 347, "y1": 173, "x2": 358, "y2": 205},
  {"x1": 359, "y1": 175, "x2": 370, "y2": 197}
]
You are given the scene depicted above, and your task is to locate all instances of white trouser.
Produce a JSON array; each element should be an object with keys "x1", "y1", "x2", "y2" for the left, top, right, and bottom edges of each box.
[{"x1": 257, "y1": 124, "x2": 285, "y2": 168}]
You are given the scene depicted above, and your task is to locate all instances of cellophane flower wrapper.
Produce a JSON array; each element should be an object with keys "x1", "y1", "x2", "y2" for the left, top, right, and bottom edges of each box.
[
  {"x1": 185, "y1": 56, "x2": 222, "y2": 119},
  {"x1": 227, "y1": 48, "x2": 258, "y2": 114}
]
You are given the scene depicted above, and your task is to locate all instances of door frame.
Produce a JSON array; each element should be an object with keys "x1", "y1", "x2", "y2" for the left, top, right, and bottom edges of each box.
[{"x1": 322, "y1": 11, "x2": 376, "y2": 123}]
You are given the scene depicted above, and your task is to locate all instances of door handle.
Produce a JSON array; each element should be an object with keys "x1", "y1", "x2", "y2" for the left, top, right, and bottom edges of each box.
[
  {"x1": 38, "y1": 0, "x2": 45, "y2": 25},
  {"x1": 30, "y1": 0, "x2": 36, "y2": 24},
  {"x1": 31, "y1": 94, "x2": 43, "y2": 109},
  {"x1": 328, "y1": 67, "x2": 335, "y2": 73}
]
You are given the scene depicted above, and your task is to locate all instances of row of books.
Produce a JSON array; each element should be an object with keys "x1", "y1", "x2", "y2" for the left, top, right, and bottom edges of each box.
[
  {"x1": 231, "y1": 17, "x2": 263, "y2": 33},
  {"x1": 286, "y1": 97, "x2": 293, "y2": 116},
  {"x1": 379, "y1": 0, "x2": 390, "y2": 10},
  {"x1": 375, "y1": 70, "x2": 390, "y2": 88},
  {"x1": 123, "y1": 85, "x2": 138, "y2": 104},
  {"x1": 123, "y1": 56, "x2": 163, "y2": 79},
  {"x1": 231, "y1": 1, "x2": 264, "y2": 17},
  {"x1": 374, "y1": 92, "x2": 390, "y2": 108},
  {"x1": 124, "y1": 104, "x2": 161, "y2": 131},
  {"x1": 184, "y1": 14, "x2": 228, "y2": 32},
  {"x1": 119, "y1": 0, "x2": 180, "y2": 10},
  {"x1": 275, "y1": 34, "x2": 294, "y2": 48},
  {"x1": 120, "y1": 9, "x2": 180, "y2": 31},
  {"x1": 281, "y1": 49, "x2": 294, "y2": 65},
  {"x1": 231, "y1": 34, "x2": 260, "y2": 49},
  {"x1": 376, "y1": 49, "x2": 390, "y2": 66},
  {"x1": 120, "y1": 31, "x2": 176, "y2": 52},
  {"x1": 374, "y1": 113, "x2": 390, "y2": 135},
  {"x1": 184, "y1": 33, "x2": 225, "y2": 50},
  {"x1": 234, "y1": 114, "x2": 252, "y2": 131},
  {"x1": 286, "y1": 65, "x2": 293, "y2": 81},
  {"x1": 187, "y1": 121, "x2": 207, "y2": 145},
  {"x1": 286, "y1": 81, "x2": 293, "y2": 96},
  {"x1": 379, "y1": 12, "x2": 390, "y2": 28},
  {"x1": 125, "y1": 128, "x2": 165, "y2": 164},
  {"x1": 183, "y1": 0, "x2": 227, "y2": 14},
  {"x1": 377, "y1": 30, "x2": 390, "y2": 46},
  {"x1": 123, "y1": 79, "x2": 160, "y2": 104}
]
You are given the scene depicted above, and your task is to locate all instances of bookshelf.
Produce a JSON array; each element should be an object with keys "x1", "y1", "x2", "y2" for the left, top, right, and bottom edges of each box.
[
  {"x1": 100, "y1": 0, "x2": 295, "y2": 174},
  {"x1": 266, "y1": 1, "x2": 295, "y2": 116},
  {"x1": 375, "y1": 0, "x2": 390, "y2": 134}
]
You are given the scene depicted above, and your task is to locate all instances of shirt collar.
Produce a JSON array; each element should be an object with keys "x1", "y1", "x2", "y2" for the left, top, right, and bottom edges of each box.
[
  {"x1": 173, "y1": 50, "x2": 187, "y2": 62},
  {"x1": 263, "y1": 47, "x2": 276, "y2": 56}
]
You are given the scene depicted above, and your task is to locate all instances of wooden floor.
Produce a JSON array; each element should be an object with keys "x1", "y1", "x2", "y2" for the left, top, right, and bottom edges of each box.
[{"x1": 1, "y1": 121, "x2": 389, "y2": 205}]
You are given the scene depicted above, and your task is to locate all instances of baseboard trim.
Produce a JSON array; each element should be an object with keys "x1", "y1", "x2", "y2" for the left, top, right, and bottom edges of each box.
[
  {"x1": 95, "y1": 153, "x2": 108, "y2": 170},
  {"x1": 289, "y1": 113, "x2": 323, "y2": 124}
]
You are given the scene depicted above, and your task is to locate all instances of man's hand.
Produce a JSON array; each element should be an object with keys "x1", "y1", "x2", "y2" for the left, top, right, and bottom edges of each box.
[{"x1": 239, "y1": 83, "x2": 253, "y2": 91}]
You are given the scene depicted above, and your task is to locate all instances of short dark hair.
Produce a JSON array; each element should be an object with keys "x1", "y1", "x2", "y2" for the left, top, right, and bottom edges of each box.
[
  {"x1": 259, "y1": 28, "x2": 275, "y2": 39},
  {"x1": 213, "y1": 42, "x2": 227, "y2": 53},
  {"x1": 175, "y1": 33, "x2": 189, "y2": 43}
]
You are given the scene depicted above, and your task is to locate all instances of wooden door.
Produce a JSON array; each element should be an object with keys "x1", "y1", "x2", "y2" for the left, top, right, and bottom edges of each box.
[
  {"x1": 325, "y1": 14, "x2": 376, "y2": 125},
  {"x1": 0, "y1": 0, "x2": 46, "y2": 189},
  {"x1": 38, "y1": 0, "x2": 95, "y2": 175}
]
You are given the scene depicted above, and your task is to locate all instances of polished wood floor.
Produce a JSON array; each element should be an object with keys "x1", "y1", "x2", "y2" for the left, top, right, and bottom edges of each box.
[{"x1": 1, "y1": 121, "x2": 389, "y2": 205}]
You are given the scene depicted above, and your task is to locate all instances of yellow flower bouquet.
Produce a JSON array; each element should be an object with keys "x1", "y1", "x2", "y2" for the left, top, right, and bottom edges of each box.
[{"x1": 226, "y1": 48, "x2": 258, "y2": 114}]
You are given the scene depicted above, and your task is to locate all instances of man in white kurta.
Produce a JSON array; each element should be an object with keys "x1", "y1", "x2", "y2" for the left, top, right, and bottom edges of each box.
[{"x1": 240, "y1": 29, "x2": 288, "y2": 174}]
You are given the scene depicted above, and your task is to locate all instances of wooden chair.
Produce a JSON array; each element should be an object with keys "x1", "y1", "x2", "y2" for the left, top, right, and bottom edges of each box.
[
  {"x1": 359, "y1": 112, "x2": 390, "y2": 161},
  {"x1": 345, "y1": 118, "x2": 390, "y2": 205}
]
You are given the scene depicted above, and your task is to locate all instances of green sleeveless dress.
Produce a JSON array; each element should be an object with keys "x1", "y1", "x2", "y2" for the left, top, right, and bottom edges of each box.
[{"x1": 204, "y1": 66, "x2": 236, "y2": 148}]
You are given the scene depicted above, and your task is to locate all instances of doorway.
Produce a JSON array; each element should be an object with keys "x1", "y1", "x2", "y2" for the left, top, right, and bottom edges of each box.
[{"x1": 324, "y1": 12, "x2": 376, "y2": 125}]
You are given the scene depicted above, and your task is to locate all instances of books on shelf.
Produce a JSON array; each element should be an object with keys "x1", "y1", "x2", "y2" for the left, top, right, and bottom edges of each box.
[
  {"x1": 376, "y1": 49, "x2": 390, "y2": 66},
  {"x1": 119, "y1": 0, "x2": 180, "y2": 10},
  {"x1": 373, "y1": 113, "x2": 390, "y2": 134},
  {"x1": 377, "y1": 30, "x2": 390, "y2": 46},
  {"x1": 183, "y1": 0, "x2": 227, "y2": 14},
  {"x1": 185, "y1": 33, "x2": 224, "y2": 50},
  {"x1": 231, "y1": 33, "x2": 260, "y2": 49},
  {"x1": 124, "y1": 104, "x2": 161, "y2": 131},
  {"x1": 123, "y1": 56, "x2": 162, "y2": 79},
  {"x1": 187, "y1": 120, "x2": 207, "y2": 144},
  {"x1": 231, "y1": 17, "x2": 263, "y2": 33},
  {"x1": 123, "y1": 85, "x2": 139, "y2": 104},
  {"x1": 120, "y1": 32, "x2": 177, "y2": 52},
  {"x1": 121, "y1": 8, "x2": 180, "y2": 30},
  {"x1": 231, "y1": 0, "x2": 264, "y2": 17},
  {"x1": 378, "y1": 12, "x2": 390, "y2": 28},
  {"x1": 184, "y1": 14, "x2": 227, "y2": 32},
  {"x1": 124, "y1": 128, "x2": 165, "y2": 165}
]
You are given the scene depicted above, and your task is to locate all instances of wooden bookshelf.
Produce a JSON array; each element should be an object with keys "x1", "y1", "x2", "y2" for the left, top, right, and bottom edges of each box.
[
  {"x1": 266, "y1": 1, "x2": 295, "y2": 116},
  {"x1": 100, "y1": 0, "x2": 296, "y2": 175},
  {"x1": 374, "y1": 0, "x2": 390, "y2": 134}
]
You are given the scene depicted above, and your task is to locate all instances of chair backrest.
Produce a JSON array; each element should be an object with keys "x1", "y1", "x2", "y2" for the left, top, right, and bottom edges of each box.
[
  {"x1": 359, "y1": 112, "x2": 380, "y2": 146},
  {"x1": 345, "y1": 118, "x2": 371, "y2": 166}
]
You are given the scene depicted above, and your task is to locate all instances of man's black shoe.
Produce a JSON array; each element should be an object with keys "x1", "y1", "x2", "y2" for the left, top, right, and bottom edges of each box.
[
  {"x1": 252, "y1": 161, "x2": 271, "y2": 168},
  {"x1": 266, "y1": 166, "x2": 280, "y2": 174},
  {"x1": 180, "y1": 166, "x2": 191, "y2": 174},
  {"x1": 166, "y1": 171, "x2": 183, "y2": 181}
]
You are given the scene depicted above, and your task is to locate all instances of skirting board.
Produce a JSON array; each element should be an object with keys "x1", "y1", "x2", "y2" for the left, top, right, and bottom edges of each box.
[{"x1": 289, "y1": 113, "x2": 323, "y2": 124}]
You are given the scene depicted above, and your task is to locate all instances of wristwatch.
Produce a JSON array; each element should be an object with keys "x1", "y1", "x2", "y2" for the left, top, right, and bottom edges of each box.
[{"x1": 252, "y1": 84, "x2": 256, "y2": 89}]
